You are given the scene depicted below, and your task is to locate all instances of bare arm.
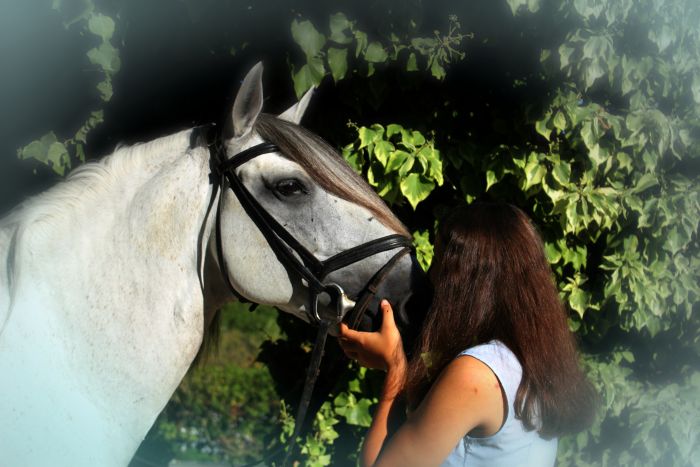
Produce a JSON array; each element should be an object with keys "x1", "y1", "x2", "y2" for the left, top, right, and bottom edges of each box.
[
  {"x1": 373, "y1": 355, "x2": 503, "y2": 467},
  {"x1": 339, "y1": 301, "x2": 504, "y2": 467}
]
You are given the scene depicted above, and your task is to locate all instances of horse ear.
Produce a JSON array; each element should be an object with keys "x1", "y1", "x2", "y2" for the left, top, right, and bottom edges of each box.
[
  {"x1": 278, "y1": 87, "x2": 314, "y2": 124},
  {"x1": 231, "y1": 62, "x2": 264, "y2": 138}
]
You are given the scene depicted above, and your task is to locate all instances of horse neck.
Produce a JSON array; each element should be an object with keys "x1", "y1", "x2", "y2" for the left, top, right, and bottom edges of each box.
[{"x1": 0, "y1": 129, "x2": 220, "y2": 465}]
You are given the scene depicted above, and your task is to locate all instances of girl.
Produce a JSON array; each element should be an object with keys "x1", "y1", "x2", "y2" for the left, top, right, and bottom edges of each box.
[{"x1": 339, "y1": 202, "x2": 596, "y2": 466}]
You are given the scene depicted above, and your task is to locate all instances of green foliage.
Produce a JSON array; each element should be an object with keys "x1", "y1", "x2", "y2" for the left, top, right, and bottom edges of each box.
[
  {"x1": 154, "y1": 303, "x2": 283, "y2": 464},
  {"x1": 343, "y1": 123, "x2": 443, "y2": 209},
  {"x1": 17, "y1": 0, "x2": 118, "y2": 175},
  {"x1": 290, "y1": 13, "x2": 470, "y2": 97},
  {"x1": 280, "y1": 365, "x2": 379, "y2": 466}
]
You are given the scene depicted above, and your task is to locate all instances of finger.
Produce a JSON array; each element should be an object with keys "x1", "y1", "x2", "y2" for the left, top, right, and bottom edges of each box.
[
  {"x1": 339, "y1": 322, "x2": 363, "y2": 341},
  {"x1": 380, "y1": 299, "x2": 396, "y2": 331}
]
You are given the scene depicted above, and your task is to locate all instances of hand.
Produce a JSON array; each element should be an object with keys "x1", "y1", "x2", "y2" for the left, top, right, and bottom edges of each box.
[{"x1": 339, "y1": 299, "x2": 407, "y2": 373}]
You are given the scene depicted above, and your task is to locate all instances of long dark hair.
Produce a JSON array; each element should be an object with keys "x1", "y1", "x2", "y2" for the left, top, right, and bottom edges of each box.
[{"x1": 405, "y1": 202, "x2": 596, "y2": 437}]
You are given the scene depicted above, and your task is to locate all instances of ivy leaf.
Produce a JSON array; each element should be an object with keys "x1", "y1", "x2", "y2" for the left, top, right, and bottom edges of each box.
[
  {"x1": 535, "y1": 116, "x2": 552, "y2": 141},
  {"x1": 559, "y1": 43, "x2": 575, "y2": 70},
  {"x1": 631, "y1": 173, "x2": 659, "y2": 194},
  {"x1": 430, "y1": 59, "x2": 446, "y2": 80},
  {"x1": 88, "y1": 13, "x2": 115, "y2": 41},
  {"x1": 412, "y1": 230, "x2": 434, "y2": 271},
  {"x1": 410, "y1": 37, "x2": 437, "y2": 55},
  {"x1": 292, "y1": 58, "x2": 325, "y2": 98},
  {"x1": 406, "y1": 52, "x2": 418, "y2": 71},
  {"x1": 544, "y1": 242, "x2": 562, "y2": 264},
  {"x1": 552, "y1": 161, "x2": 571, "y2": 185},
  {"x1": 580, "y1": 120, "x2": 598, "y2": 149},
  {"x1": 291, "y1": 20, "x2": 326, "y2": 59},
  {"x1": 328, "y1": 13, "x2": 352, "y2": 44},
  {"x1": 87, "y1": 42, "x2": 120, "y2": 74},
  {"x1": 400, "y1": 173, "x2": 434, "y2": 209},
  {"x1": 96, "y1": 79, "x2": 112, "y2": 101},
  {"x1": 507, "y1": 0, "x2": 541, "y2": 15},
  {"x1": 373, "y1": 140, "x2": 394, "y2": 167},
  {"x1": 364, "y1": 42, "x2": 388, "y2": 63},
  {"x1": 523, "y1": 153, "x2": 546, "y2": 190},
  {"x1": 585, "y1": 58, "x2": 605, "y2": 89},
  {"x1": 553, "y1": 111, "x2": 567, "y2": 131},
  {"x1": 386, "y1": 123, "x2": 403, "y2": 138},
  {"x1": 386, "y1": 150, "x2": 411, "y2": 173},
  {"x1": 648, "y1": 24, "x2": 674, "y2": 53},
  {"x1": 47, "y1": 141, "x2": 69, "y2": 176},
  {"x1": 485, "y1": 169, "x2": 498, "y2": 191},
  {"x1": 354, "y1": 30, "x2": 368, "y2": 57},
  {"x1": 569, "y1": 287, "x2": 589, "y2": 318},
  {"x1": 327, "y1": 47, "x2": 348, "y2": 82}
]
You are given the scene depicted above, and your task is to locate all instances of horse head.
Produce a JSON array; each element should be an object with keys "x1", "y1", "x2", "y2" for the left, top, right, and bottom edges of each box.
[{"x1": 209, "y1": 63, "x2": 428, "y2": 340}]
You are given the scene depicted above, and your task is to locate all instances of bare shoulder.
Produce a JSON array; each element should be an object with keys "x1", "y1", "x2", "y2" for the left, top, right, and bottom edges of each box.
[
  {"x1": 436, "y1": 354, "x2": 501, "y2": 394},
  {"x1": 424, "y1": 355, "x2": 505, "y2": 436}
]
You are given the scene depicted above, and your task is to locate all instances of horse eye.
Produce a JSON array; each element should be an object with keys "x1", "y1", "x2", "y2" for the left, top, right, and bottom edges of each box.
[{"x1": 274, "y1": 179, "x2": 308, "y2": 197}]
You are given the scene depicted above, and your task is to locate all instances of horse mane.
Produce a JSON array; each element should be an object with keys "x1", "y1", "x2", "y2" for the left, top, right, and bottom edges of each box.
[
  {"x1": 0, "y1": 130, "x2": 194, "y2": 321},
  {"x1": 254, "y1": 114, "x2": 409, "y2": 237},
  {"x1": 1, "y1": 130, "x2": 193, "y2": 232}
]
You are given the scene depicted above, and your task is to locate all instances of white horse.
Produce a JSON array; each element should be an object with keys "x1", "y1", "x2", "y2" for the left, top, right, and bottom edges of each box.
[{"x1": 0, "y1": 63, "x2": 422, "y2": 466}]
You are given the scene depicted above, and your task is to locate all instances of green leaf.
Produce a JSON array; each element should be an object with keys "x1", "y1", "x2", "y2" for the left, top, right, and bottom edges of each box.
[
  {"x1": 400, "y1": 173, "x2": 434, "y2": 209},
  {"x1": 292, "y1": 58, "x2": 325, "y2": 98},
  {"x1": 553, "y1": 111, "x2": 567, "y2": 131},
  {"x1": 523, "y1": 153, "x2": 546, "y2": 190},
  {"x1": 506, "y1": 0, "x2": 540, "y2": 15},
  {"x1": 329, "y1": 13, "x2": 352, "y2": 44},
  {"x1": 386, "y1": 123, "x2": 403, "y2": 138},
  {"x1": 569, "y1": 287, "x2": 588, "y2": 318},
  {"x1": 96, "y1": 79, "x2": 112, "y2": 101},
  {"x1": 585, "y1": 58, "x2": 605, "y2": 89},
  {"x1": 544, "y1": 242, "x2": 562, "y2": 264},
  {"x1": 580, "y1": 121, "x2": 598, "y2": 149},
  {"x1": 552, "y1": 161, "x2": 571, "y2": 185},
  {"x1": 373, "y1": 140, "x2": 394, "y2": 166},
  {"x1": 412, "y1": 230, "x2": 434, "y2": 271},
  {"x1": 558, "y1": 43, "x2": 575, "y2": 70},
  {"x1": 410, "y1": 37, "x2": 438, "y2": 55},
  {"x1": 631, "y1": 173, "x2": 658, "y2": 194},
  {"x1": 87, "y1": 42, "x2": 120, "y2": 74},
  {"x1": 386, "y1": 150, "x2": 411, "y2": 173},
  {"x1": 88, "y1": 13, "x2": 115, "y2": 41},
  {"x1": 327, "y1": 47, "x2": 348, "y2": 82},
  {"x1": 648, "y1": 24, "x2": 674, "y2": 53},
  {"x1": 364, "y1": 42, "x2": 388, "y2": 63},
  {"x1": 291, "y1": 20, "x2": 326, "y2": 58},
  {"x1": 430, "y1": 59, "x2": 446, "y2": 80},
  {"x1": 582, "y1": 35, "x2": 612, "y2": 61},
  {"x1": 47, "y1": 141, "x2": 69, "y2": 176},
  {"x1": 354, "y1": 30, "x2": 368, "y2": 57},
  {"x1": 535, "y1": 116, "x2": 552, "y2": 141},
  {"x1": 406, "y1": 52, "x2": 418, "y2": 71},
  {"x1": 485, "y1": 170, "x2": 498, "y2": 191}
]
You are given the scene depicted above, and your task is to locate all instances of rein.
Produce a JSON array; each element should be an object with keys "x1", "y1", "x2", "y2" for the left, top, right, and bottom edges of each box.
[{"x1": 194, "y1": 124, "x2": 413, "y2": 464}]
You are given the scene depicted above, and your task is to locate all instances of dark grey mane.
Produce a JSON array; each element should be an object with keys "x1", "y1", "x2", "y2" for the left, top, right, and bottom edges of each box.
[{"x1": 254, "y1": 114, "x2": 409, "y2": 237}]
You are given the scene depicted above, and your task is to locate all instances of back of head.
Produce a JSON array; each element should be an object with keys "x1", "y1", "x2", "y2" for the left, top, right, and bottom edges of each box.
[{"x1": 406, "y1": 201, "x2": 596, "y2": 437}]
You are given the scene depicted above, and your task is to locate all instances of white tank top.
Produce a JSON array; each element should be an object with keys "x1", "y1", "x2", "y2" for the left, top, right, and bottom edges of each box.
[{"x1": 441, "y1": 340, "x2": 558, "y2": 467}]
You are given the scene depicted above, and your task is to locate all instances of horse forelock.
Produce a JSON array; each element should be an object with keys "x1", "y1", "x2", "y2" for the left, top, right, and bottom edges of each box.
[{"x1": 253, "y1": 114, "x2": 409, "y2": 237}]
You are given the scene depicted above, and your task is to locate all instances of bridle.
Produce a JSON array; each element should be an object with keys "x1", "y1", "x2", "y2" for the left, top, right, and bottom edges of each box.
[{"x1": 193, "y1": 124, "x2": 413, "y2": 463}]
